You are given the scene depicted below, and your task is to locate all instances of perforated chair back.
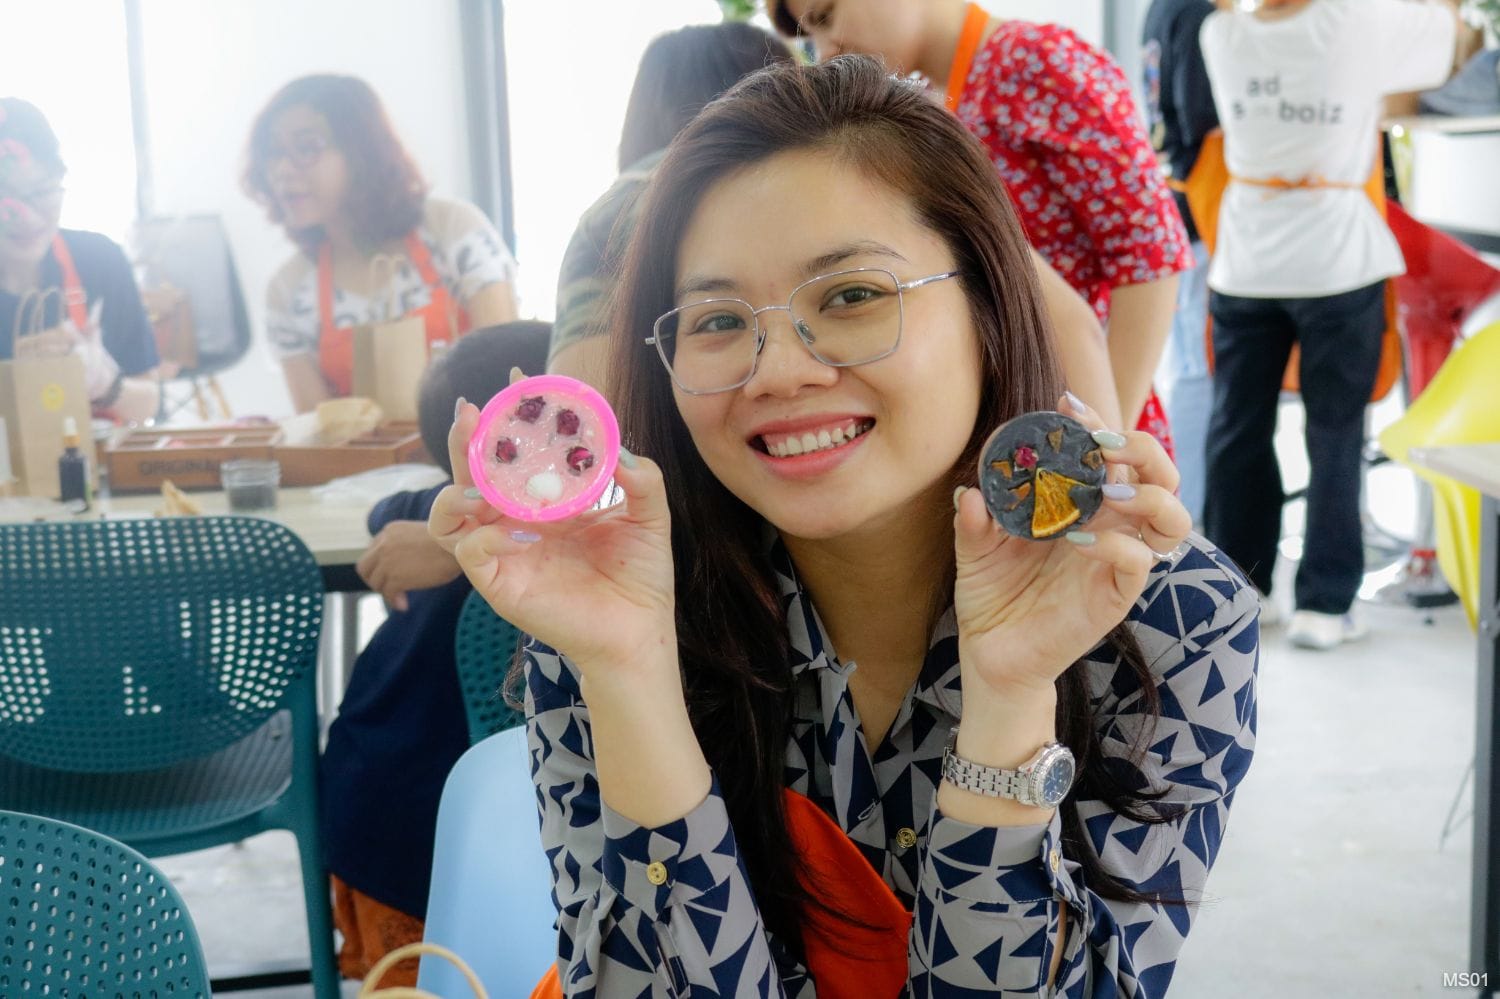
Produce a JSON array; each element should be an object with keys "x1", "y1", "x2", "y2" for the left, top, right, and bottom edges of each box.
[
  {"x1": 0, "y1": 809, "x2": 211, "y2": 997},
  {"x1": 0, "y1": 517, "x2": 323, "y2": 772},
  {"x1": 452, "y1": 589, "x2": 525, "y2": 744},
  {"x1": 417, "y1": 725, "x2": 557, "y2": 996}
]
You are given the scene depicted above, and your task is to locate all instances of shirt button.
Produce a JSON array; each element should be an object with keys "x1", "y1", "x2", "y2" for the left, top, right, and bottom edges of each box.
[
  {"x1": 1049, "y1": 849, "x2": 1062, "y2": 874},
  {"x1": 645, "y1": 861, "x2": 669, "y2": 886},
  {"x1": 895, "y1": 827, "x2": 918, "y2": 850}
]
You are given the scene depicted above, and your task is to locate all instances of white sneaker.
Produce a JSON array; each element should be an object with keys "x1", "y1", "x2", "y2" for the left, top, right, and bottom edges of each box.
[
  {"x1": 1288, "y1": 609, "x2": 1367, "y2": 651},
  {"x1": 1255, "y1": 589, "x2": 1281, "y2": 628}
]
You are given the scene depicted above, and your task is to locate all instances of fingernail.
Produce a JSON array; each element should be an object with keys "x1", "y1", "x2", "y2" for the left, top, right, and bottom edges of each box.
[
  {"x1": 454, "y1": 396, "x2": 467, "y2": 420},
  {"x1": 618, "y1": 446, "x2": 639, "y2": 470},
  {"x1": 510, "y1": 529, "x2": 541, "y2": 544},
  {"x1": 1065, "y1": 530, "x2": 1097, "y2": 546},
  {"x1": 952, "y1": 485, "x2": 969, "y2": 512},
  {"x1": 464, "y1": 486, "x2": 482, "y2": 499},
  {"x1": 1101, "y1": 483, "x2": 1136, "y2": 501},
  {"x1": 509, "y1": 366, "x2": 526, "y2": 385},
  {"x1": 1064, "y1": 390, "x2": 1086, "y2": 411},
  {"x1": 1092, "y1": 429, "x2": 1128, "y2": 450}
]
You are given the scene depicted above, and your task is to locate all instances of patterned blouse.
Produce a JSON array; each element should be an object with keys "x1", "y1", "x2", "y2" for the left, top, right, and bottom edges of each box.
[
  {"x1": 954, "y1": 21, "x2": 1195, "y2": 450},
  {"x1": 524, "y1": 534, "x2": 1259, "y2": 996}
]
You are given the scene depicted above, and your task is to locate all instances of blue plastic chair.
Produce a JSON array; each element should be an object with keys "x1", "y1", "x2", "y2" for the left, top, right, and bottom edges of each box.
[
  {"x1": 0, "y1": 808, "x2": 213, "y2": 997},
  {"x1": 417, "y1": 725, "x2": 558, "y2": 996},
  {"x1": 452, "y1": 589, "x2": 526, "y2": 744},
  {"x1": 0, "y1": 516, "x2": 338, "y2": 997}
]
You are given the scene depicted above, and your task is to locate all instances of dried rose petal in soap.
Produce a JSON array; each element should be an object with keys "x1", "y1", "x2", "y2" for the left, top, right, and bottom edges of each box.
[
  {"x1": 514, "y1": 396, "x2": 546, "y2": 423},
  {"x1": 556, "y1": 409, "x2": 580, "y2": 436},
  {"x1": 566, "y1": 446, "x2": 595, "y2": 474},
  {"x1": 494, "y1": 438, "x2": 518, "y2": 463}
]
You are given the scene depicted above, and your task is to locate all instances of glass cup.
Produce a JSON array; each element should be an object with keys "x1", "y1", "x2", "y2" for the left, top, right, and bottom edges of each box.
[{"x1": 220, "y1": 459, "x2": 281, "y2": 513}]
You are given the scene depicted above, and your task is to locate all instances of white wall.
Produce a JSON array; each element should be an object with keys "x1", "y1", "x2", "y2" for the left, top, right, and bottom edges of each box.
[{"x1": 137, "y1": 0, "x2": 473, "y2": 418}]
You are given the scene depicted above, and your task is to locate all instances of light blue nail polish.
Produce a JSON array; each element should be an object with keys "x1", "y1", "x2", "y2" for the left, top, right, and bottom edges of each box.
[
  {"x1": 618, "y1": 446, "x2": 639, "y2": 470},
  {"x1": 1065, "y1": 531, "x2": 1097, "y2": 546},
  {"x1": 510, "y1": 530, "x2": 542, "y2": 544},
  {"x1": 1101, "y1": 483, "x2": 1136, "y2": 501},
  {"x1": 1064, "y1": 390, "x2": 1086, "y2": 411},
  {"x1": 1092, "y1": 429, "x2": 1128, "y2": 450},
  {"x1": 464, "y1": 486, "x2": 482, "y2": 500},
  {"x1": 454, "y1": 396, "x2": 466, "y2": 420}
]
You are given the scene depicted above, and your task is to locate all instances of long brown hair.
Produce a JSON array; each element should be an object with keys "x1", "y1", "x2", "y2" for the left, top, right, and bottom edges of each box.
[
  {"x1": 241, "y1": 74, "x2": 427, "y2": 254},
  {"x1": 604, "y1": 55, "x2": 1176, "y2": 951}
]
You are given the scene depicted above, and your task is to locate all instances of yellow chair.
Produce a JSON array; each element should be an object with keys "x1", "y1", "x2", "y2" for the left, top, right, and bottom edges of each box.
[{"x1": 1380, "y1": 320, "x2": 1500, "y2": 627}]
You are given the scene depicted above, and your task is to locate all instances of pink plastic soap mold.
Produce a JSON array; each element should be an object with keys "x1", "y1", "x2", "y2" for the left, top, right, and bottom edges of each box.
[{"x1": 466, "y1": 374, "x2": 620, "y2": 522}]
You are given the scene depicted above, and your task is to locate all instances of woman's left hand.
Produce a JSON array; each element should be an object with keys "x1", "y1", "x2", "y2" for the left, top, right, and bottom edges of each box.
[{"x1": 951, "y1": 393, "x2": 1192, "y2": 702}]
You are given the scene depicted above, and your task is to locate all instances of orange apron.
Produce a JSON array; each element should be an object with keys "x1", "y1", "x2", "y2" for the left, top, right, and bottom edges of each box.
[
  {"x1": 49, "y1": 235, "x2": 91, "y2": 332},
  {"x1": 316, "y1": 232, "x2": 470, "y2": 397},
  {"x1": 529, "y1": 789, "x2": 912, "y2": 998},
  {"x1": 1177, "y1": 131, "x2": 1402, "y2": 401}
]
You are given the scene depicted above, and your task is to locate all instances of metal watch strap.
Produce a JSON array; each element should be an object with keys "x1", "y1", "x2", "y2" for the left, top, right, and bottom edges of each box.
[{"x1": 942, "y1": 748, "x2": 1037, "y2": 801}]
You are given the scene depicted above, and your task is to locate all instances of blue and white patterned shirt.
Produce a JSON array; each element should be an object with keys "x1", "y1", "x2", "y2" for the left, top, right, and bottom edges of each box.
[{"x1": 525, "y1": 534, "x2": 1258, "y2": 996}]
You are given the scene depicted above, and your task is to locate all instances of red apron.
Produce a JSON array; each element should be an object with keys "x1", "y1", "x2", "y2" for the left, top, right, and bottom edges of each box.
[
  {"x1": 316, "y1": 232, "x2": 471, "y2": 397},
  {"x1": 529, "y1": 789, "x2": 911, "y2": 998},
  {"x1": 50, "y1": 235, "x2": 91, "y2": 331}
]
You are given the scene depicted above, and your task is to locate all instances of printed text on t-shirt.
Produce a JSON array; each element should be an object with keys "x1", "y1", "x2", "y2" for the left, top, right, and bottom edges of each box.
[{"x1": 1231, "y1": 75, "x2": 1344, "y2": 126}]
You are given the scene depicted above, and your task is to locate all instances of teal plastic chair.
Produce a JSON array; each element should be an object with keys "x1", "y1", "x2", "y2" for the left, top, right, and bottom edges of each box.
[
  {"x1": 0, "y1": 808, "x2": 213, "y2": 997},
  {"x1": 452, "y1": 589, "x2": 526, "y2": 744},
  {"x1": 417, "y1": 725, "x2": 558, "y2": 996},
  {"x1": 0, "y1": 516, "x2": 338, "y2": 997}
]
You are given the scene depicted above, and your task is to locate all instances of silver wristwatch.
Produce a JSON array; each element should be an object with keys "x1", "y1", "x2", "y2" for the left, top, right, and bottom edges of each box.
[{"x1": 940, "y1": 733, "x2": 1076, "y2": 808}]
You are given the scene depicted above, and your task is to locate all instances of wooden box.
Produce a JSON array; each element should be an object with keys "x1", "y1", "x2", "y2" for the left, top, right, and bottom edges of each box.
[
  {"x1": 105, "y1": 426, "x2": 282, "y2": 492},
  {"x1": 274, "y1": 422, "x2": 433, "y2": 487}
]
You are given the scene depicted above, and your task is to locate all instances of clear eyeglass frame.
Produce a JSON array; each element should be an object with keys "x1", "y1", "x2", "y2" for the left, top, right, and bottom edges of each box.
[{"x1": 645, "y1": 267, "x2": 960, "y2": 395}]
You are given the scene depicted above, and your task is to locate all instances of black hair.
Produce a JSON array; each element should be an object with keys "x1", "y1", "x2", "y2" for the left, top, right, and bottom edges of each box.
[
  {"x1": 616, "y1": 22, "x2": 795, "y2": 171},
  {"x1": 0, "y1": 98, "x2": 66, "y2": 177},
  {"x1": 417, "y1": 321, "x2": 552, "y2": 476}
]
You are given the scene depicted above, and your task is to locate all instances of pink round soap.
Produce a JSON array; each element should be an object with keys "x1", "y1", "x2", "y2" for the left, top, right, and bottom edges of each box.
[{"x1": 467, "y1": 375, "x2": 620, "y2": 522}]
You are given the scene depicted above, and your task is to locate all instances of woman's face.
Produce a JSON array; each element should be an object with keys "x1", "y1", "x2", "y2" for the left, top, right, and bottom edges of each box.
[
  {"x1": 261, "y1": 105, "x2": 349, "y2": 232},
  {"x1": 779, "y1": 0, "x2": 929, "y2": 71},
  {"x1": 0, "y1": 150, "x2": 64, "y2": 269},
  {"x1": 669, "y1": 148, "x2": 983, "y2": 543}
]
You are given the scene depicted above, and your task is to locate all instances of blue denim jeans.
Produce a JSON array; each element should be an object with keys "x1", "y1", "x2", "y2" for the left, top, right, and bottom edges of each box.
[{"x1": 1157, "y1": 241, "x2": 1212, "y2": 524}]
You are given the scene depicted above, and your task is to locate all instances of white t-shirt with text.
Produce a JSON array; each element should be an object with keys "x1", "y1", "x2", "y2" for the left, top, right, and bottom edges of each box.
[{"x1": 1200, "y1": 0, "x2": 1454, "y2": 297}]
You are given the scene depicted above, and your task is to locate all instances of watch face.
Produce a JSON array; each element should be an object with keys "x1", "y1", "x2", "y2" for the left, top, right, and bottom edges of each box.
[{"x1": 1036, "y1": 749, "x2": 1076, "y2": 807}]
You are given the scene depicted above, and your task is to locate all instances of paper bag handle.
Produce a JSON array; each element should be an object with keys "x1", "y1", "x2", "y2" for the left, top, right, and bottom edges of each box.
[
  {"x1": 10, "y1": 287, "x2": 63, "y2": 344},
  {"x1": 356, "y1": 941, "x2": 488, "y2": 999},
  {"x1": 368, "y1": 253, "x2": 407, "y2": 323}
]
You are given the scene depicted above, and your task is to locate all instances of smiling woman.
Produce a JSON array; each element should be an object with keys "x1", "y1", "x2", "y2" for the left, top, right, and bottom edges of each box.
[{"x1": 431, "y1": 55, "x2": 1258, "y2": 998}]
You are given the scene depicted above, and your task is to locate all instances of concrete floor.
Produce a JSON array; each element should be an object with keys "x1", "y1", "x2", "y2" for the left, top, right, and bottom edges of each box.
[{"x1": 155, "y1": 398, "x2": 1490, "y2": 997}]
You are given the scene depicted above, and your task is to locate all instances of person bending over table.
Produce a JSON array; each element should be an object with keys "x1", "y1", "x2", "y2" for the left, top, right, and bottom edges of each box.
[
  {"x1": 242, "y1": 74, "x2": 519, "y2": 414},
  {"x1": 432, "y1": 57, "x2": 1258, "y2": 997}
]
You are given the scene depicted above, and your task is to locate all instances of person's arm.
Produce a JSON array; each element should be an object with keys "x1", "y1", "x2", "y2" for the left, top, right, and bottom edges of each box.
[
  {"x1": 1108, "y1": 276, "x2": 1180, "y2": 429},
  {"x1": 527, "y1": 641, "x2": 789, "y2": 996},
  {"x1": 917, "y1": 545, "x2": 1258, "y2": 995},
  {"x1": 281, "y1": 353, "x2": 332, "y2": 414},
  {"x1": 463, "y1": 279, "x2": 519, "y2": 329},
  {"x1": 1371, "y1": 0, "x2": 1462, "y2": 93},
  {"x1": 434, "y1": 199, "x2": 520, "y2": 333},
  {"x1": 358, "y1": 486, "x2": 461, "y2": 611},
  {"x1": 1032, "y1": 247, "x2": 1123, "y2": 429},
  {"x1": 546, "y1": 335, "x2": 614, "y2": 401},
  {"x1": 1172, "y1": 5, "x2": 1221, "y2": 160}
]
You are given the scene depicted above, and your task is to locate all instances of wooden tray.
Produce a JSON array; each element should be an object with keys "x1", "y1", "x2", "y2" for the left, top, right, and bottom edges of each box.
[
  {"x1": 105, "y1": 426, "x2": 282, "y2": 492},
  {"x1": 274, "y1": 422, "x2": 433, "y2": 487}
]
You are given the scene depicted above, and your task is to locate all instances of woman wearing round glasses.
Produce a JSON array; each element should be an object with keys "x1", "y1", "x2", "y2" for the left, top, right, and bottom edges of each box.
[
  {"x1": 433, "y1": 58, "x2": 1256, "y2": 997},
  {"x1": 0, "y1": 98, "x2": 162, "y2": 423},
  {"x1": 243, "y1": 75, "x2": 519, "y2": 413}
]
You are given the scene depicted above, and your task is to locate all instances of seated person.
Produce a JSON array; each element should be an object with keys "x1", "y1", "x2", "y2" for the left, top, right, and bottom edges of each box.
[
  {"x1": 320, "y1": 320, "x2": 550, "y2": 985},
  {"x1": 0, "y1": 97, "x2": 161, "y2": 423},
  {"x1": 434, "y1": 57, "x2": 1258, "y2": 996},
  {"x1": 242, "y1": 74, "x2": 520, "y2": 414}
]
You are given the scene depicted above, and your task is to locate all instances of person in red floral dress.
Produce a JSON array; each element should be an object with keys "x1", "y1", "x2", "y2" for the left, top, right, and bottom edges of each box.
[{"x1": 770, "y1": 0, "x2": 1192, "y2": 452}]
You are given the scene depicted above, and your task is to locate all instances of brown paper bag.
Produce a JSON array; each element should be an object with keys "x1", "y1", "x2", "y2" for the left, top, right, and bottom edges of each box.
[
  {"x1": 350, "y1": 254, "x2": 429, "y2": 422},
  {"x1": 0, "y1": 352, "x2": 92, "y2": 499}
]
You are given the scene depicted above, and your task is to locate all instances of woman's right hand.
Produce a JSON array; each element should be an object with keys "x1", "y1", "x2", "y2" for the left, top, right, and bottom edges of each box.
[{"x1": 428, "y1": 397, "x2": 678, "y2": 677}]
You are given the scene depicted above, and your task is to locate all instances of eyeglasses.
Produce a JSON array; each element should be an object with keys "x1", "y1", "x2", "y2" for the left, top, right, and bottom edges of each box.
[
  {"x1": 646, "y1": 267, "x2": 959, "y2": 395},
  {"x1": 264, "y1": 133, "x2": 330, "y2": 170}
]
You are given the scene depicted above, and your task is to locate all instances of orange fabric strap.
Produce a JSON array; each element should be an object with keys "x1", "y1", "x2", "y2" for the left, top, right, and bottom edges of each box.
[
  {"x1": 317, "y1": 231, "x2": 447, "y2": 342},
  {"x1": 49, "y1": 235, "x2": 90, "y2": 331},
  {"x1": 1229, "y1": 173, "x2": 1365, "y2": 191},
  {"x1": 944, "y1": 2, "x2": 991, "y2": 112}
]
